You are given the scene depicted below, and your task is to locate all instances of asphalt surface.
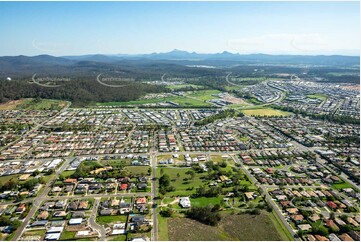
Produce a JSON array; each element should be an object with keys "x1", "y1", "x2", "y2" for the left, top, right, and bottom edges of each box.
[{"x1": 89, "y1": 198, "x2": 106, "y2": 240}]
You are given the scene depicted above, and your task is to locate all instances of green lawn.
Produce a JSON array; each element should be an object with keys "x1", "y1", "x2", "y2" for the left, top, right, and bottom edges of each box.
[
  {"x1": 158, "y1": 214, "x2": 169, "y2": 241},
  {"x1": 0, "y1": 174, "x2": 20, "y2": 183},
  {"x1": 331, "y1": 180, "x2": 353, "y2": 190},
  {"x1": 209, "y1": 155, "x2": 225, "y2": 163},
  {"x1": 59, "y1": 231, "x2": 76, "y2": 240},
  {"x1": 125, "y1": 166, "x2": 150, "y2": 176},
  {"x1": 109, "y1": 235, "x2": 127, "y2": 241},
  {"x1": 307, "y1": 94, "x2": 328, "y2": 101},
  {"x1": 268, "y1": 210, "x2": 294, "y2": 241},
  {"x1": 187, "y1": 90, "x2": 222, "y2": 101},
  {"x1": 60, "y1": 170, "x2": 76, "y2": 179},
  {"x1": 190, "y1": 197, "x2": 222, "y2": 207},
  {"x1": 96, "y1": 215, "x2": 128, "y2": 225}
]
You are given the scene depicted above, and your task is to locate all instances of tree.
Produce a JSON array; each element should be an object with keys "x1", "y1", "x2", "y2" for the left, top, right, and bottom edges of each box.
[
  {"x1": 46, "y1": 169, "x2": 54, "y2": 175},
  {"x1": 186, "y1": 205, "x2": 221, "y2": 226},
  {"x1": 32, "y1": 170, "x2": 40, "y2": 176},
  {"x1": 160, "y1": 207, "x2": 174, "y2": 217},
  {"x1": 185, "y1": 170, "x2": 195, "y2": 180},
  {"x1": 159, "y1": 174, "x2": 170, "y2": 188}
]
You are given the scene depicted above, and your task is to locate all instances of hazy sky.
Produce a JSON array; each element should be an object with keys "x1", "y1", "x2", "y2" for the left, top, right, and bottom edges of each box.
[{"x1": 0, "y1": 1, "x2": 360, "y2": 56}]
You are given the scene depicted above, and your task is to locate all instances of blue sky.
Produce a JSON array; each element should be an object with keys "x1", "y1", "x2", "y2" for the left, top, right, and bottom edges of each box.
[{"x1": 0, "y1": 1, "x2": 359, "y2": 56}]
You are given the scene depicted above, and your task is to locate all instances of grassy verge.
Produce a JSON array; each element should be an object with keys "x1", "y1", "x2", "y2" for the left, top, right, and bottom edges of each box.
[
  {"x1": 268, "y1": 210, "x2": 294, "y2": 241},
  {"x1": 157, "y1": 214, "x2": 169, "y2": 241}
]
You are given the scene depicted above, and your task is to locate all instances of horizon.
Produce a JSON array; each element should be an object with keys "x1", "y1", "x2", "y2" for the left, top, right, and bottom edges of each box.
[
  {"x1": 2, "y1": 49, "x2": 360, "y2": 58},
  {"x1": 0, "y1": 1, "x2": 360, "y2": 56}
]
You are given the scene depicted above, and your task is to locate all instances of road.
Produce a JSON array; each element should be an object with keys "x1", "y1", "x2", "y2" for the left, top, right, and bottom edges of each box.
[
  {"x1": 89, "y1": 198, "x2": 106, "y2": 240},
  {"x1": 150, "y1": 133, "x2": 158, "y2": 241},
  {"x1": 12, "y1": 157, "x2": 73, "y2": 240},
  {"x1": 288, "y1": 140, "x2": 359, "y2": 190},
  {"x1": 231, "y1": 154, "x2": 299, "y2": 240},
  {"x1": 225, "y1": 72, "x2": 286, "y2": 108}
]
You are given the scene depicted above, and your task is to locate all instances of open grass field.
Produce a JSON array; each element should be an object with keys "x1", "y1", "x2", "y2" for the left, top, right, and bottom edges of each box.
[
  {"x1": 187, "y1": 90, "x2": 221, "y2": 101},
  {"x1": 0, "y1": 174, "x2": 20, "y2": 183},
  {"x1": 157, "y1": 167, "x2": 205, "y2": 196},
  {"x1": 307, "y1": 94, "x2": 328, "y2": 101},
  {"x1": 167, "y1": 212, "x2": 288, "y2": 241},
  {"x1": 125, "y1": 166, "x2": 150, "y2": 176},
  {"x1": 166, "y1": 84, "x2": 206, "y2": 90},
  {"x1": 241, "y1": 107, "x2": 291, "y2": 117},
  {"x1": 97, "y1": 95, "x2": 212, "y2": 107},
  {"x1": 16, "y1": 98, "x2": 68, "y2": 110}
]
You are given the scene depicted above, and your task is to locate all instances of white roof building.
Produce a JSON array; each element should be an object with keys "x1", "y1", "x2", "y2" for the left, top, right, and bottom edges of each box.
[
  {"x1": 69, "y1": 218, "x2": 82, "y2": 225},
  {"x1": 179, "y1": 197, "x2": 191, "y2": 208}
]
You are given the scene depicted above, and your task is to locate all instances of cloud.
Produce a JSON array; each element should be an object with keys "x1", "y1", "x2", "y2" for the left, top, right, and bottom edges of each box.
[{"x1": 227, "y1": 33, "x2": 330, "y2": 54}]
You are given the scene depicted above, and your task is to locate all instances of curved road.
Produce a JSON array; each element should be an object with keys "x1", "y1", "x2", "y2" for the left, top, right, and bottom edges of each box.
[{"x1": 89, "y1": 198, "x2": 107, "y2": 240}]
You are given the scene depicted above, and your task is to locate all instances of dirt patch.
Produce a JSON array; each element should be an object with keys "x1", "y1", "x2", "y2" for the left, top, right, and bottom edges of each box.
[
  {"x1": 167, "y1": 213, "x2": 283, "y2": 241},
  {"x1": 340, "y1": 85, "x2": 359, "y2": 91},
  {"x1": 219, "y1": 213, "x2": 282, "y2": 241},
  {"x1": 168, "y1": 218, "x2": 225, "y2": 241},
  {"x1": 0, "y1": 99, "x2": 24, "y2": 110},
  {"x1": 222, "y1": 94, "x2": 250, "y2": 105}
]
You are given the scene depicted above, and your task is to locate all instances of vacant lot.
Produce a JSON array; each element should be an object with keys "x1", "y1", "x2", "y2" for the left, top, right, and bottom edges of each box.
[
  {"x1": 97, "y1": 95, "x2": 212, "y2": 107},
  {"x1": 96, "y1": 215, "x2": 127, "y2": 225},
  {"x1": 187, "y1": 90, "x2": 221, "y2": 101},
  {"x1": 0, "y1": 99, "x2": 24, "y2": 110},
  {"x1": 166, "y1": 84, "x2": 206, "y2": 90},
  {"x1": 241, "y1": 108, "x2": 291, "y2": 117},
  {"x1": 167, "y1": 212, "x2": 288, "y2": 241},
  {"x1": 16, "y1": 98, "x2": 68, "y2": 110}
]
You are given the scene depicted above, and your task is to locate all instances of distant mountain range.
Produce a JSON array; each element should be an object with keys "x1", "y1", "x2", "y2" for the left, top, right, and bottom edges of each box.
[
  {"x1": 0, "y1": 50, "x2": 359, "y2": 78},
  {"x1": 62, "y1": 49, "x2": 360, "y2": 63}
]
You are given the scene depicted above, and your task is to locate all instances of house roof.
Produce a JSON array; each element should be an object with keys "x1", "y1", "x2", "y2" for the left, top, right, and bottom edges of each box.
[
  {"x1": 338, "y1": 233, "x2": 354, "y2": 241},
  {"x1": 136, "y1": 197, "x2": 147, "y2": 204},
  {"x1": 314, "y1": 235, "x2": 329, "y2": 241},
  {"x1": 291, "y1": 214, "x2": 304, "y2": 221}
]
